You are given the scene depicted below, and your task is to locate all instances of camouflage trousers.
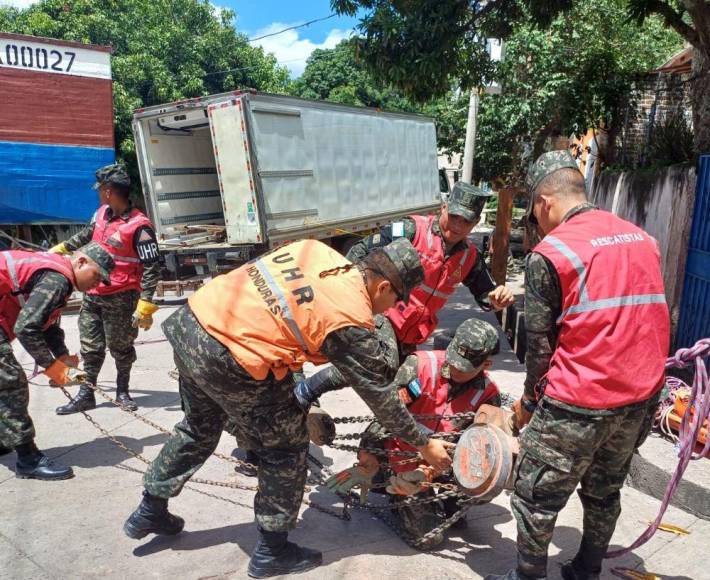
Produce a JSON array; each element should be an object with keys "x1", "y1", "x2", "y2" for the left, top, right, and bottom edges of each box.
[
  {"x1": 79, "y1": 291, "x2": 139, "y2": 387},
  {"x1": 144, "y1": 305, "x2": 309, "y2": 533},
  {"x1": 511, "y1": 394, "x2": 658, "y2": 570},
  {"x1": 0, "y1": 330, "x2": 34, "y2": 448}
]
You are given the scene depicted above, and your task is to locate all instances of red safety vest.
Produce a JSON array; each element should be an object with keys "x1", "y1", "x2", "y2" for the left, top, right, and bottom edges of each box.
[
  {"x1": 387, "y1": 215, "x2": 477, "y2": 345},
  {"x1": 385, "y1": 350, "x2": 500, "y2": 473},
  {"x1": 534, "y1": 209, "x2": 670, "y2": 409},
  {"x1": 89, "y1": 205, "x2": 153, "y2": 295},
  {"x1": 0, "y1": 250, "x2": 75, "y2": 341}
]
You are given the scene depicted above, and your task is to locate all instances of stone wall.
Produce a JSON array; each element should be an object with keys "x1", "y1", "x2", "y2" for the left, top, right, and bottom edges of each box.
[{"x1": 591, "y1": 164, "x2": 697, "y2": 336}]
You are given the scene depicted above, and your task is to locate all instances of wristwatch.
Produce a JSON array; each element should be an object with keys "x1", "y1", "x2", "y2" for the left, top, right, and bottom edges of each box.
[{"x1": 521, "y1": 397, "x2": 538, "y2": 413}]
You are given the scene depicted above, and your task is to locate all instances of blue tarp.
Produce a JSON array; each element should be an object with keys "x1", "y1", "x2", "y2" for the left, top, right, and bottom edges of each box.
[{"x1": 0, "y1": 140, "x2": 115, "y2": 224}]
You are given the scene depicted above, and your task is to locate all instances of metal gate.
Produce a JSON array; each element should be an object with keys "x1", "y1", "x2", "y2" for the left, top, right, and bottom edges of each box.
[{"x1": 676, "y1": 154, "x2": 710, "y2": 348}]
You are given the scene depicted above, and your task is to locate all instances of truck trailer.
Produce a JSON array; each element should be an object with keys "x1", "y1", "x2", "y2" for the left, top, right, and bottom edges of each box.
[{"x1": 132, "y1": 90, "x2": 445, "y2": 276}]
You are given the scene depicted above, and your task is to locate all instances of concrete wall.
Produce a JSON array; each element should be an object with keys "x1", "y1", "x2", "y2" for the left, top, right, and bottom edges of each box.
[{"x1": 591, "y1": 164, "x2": 697, "y2": 335}]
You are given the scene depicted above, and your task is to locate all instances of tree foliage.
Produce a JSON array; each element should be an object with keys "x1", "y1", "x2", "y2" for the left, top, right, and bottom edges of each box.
[
  {"x1": 0, "y1": 0, "x2": 289, "y2": 190},
  {"x1": 334, "y1": 0, "x2": 684, "y2": 179}
]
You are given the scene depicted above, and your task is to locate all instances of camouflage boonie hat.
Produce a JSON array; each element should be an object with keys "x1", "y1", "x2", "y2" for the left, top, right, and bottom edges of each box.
[
  {"x1": 77, "y1": 241, "x2": 115, "y2": 284},
  {"x1": 446, "y1": 319, "x2": 500, "y2": 373},
  {"x1": 93, "y1": 163, "x2": 130, "y2": 190},
  {"x1": 446, "y1": 182, "x2": 492, "y2": 222},
  {"x1": 525, "y1": 150, "x2": 579, "y2": 221},
  {"x1": 380, "y1": 238, "x2": 424, "y2": 304}
]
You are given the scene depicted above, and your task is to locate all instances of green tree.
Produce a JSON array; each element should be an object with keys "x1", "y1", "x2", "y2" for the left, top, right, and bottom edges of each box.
[
  {"x1": 333, "y1": 0, "x2": 707, "y2": 156},
  {"x1": 0, "y1": 0, "x2": 288, "y2": 194}
]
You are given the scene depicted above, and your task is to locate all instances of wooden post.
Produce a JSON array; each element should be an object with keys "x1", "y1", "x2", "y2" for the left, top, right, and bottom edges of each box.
[{"x1": 491, "y1": 187, "x2": 513, "y2": 286}]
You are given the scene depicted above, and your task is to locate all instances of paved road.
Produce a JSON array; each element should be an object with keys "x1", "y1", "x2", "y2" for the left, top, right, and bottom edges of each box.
[{"x1": 1, "y1": 289, "x2": 705, "y2": 579}]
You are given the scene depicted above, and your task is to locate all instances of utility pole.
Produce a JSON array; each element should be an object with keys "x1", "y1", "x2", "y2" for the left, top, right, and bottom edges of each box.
[{"x1": 461, "y1": 89, "x2": 479, "y2": 184}]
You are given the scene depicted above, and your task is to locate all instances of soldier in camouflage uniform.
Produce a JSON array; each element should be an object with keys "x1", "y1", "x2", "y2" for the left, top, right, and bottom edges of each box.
[
  {"x1": 293, "y1": 182, "x2": 514, "y2": 411},
  {"x1": 486, "y1": 152, "x2": 669, "y2": 580},
  {"x1": 325, "y1": 318, "x2": 502, "y2": 547},
  {"x1": 52, "y1": 164, "x2": 161, "y2": 414},
  {"x1": 123, "y1": 238, "x2": 454, "y2": 579},
  {"x1": 0, "y1": 243, "x2": 114, "y2": 480}
]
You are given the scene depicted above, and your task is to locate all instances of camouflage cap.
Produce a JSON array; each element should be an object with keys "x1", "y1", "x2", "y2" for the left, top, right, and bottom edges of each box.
[
  {"x1": 446, "y1": 318, "x2": 500, "y2": 373},
  {"x1": 525, "y1": 150, "x2": 580, "y2": 222},
  {"x1": 93, "y1": 163, "x2": 130, "y2": 190},
  {"x1": 77, "y1": 241, "x2": 115, "y2": 284},
  {"x1": 379, "y1": 238, "x2": 424, "y2": 303},
  {"x1": 446, "y1": 181, "x2": 492, "y2": 222}
]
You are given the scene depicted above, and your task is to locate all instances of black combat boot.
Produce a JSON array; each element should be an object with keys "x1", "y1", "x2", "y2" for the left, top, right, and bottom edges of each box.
[
  {"x1": 123, "y1": 490, "x2": 184, "y2": 539},
  {"x1": 15, "y1": 442, "x2": 74, "y2": 480},
  {"x1": 247, "y1": 528, "x2": 322, "y2": 578},
  {"x1": 560, "y1": 541, "x2": 605, "y2": 580},
  {"x1": 485, "y1": 552, "x2": 548, "y2": 580},
  {"x1": 116, "y1": 373, "x2": 137, "y2": 411},
  {"x1": 234, "y1": 449, "x2": 259, "y2": 477},
  {"x1": 55, "y1": 383, "x2": 96, "y2": 415}
]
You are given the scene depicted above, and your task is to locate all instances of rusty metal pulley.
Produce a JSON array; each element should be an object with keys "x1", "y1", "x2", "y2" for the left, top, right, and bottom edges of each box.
[{"x1": 452, "y1": 421, "x2": 518, "y2": 502}]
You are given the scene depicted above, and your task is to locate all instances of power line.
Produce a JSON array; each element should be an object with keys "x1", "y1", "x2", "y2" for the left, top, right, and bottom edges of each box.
[{"x1": 247, "y1": 14, "x2": 337, "y2": 42}]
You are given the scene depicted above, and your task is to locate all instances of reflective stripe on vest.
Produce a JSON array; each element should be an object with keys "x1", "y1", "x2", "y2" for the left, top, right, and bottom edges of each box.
[
  {"x1": 545, "y1": 234, "x2": 667, "y2": 324},
  {"x1": 3, "y1": 252, "x2": 26, "y2": 307},
  {"x1": 253, "y1": 257, "x2": 309, "y2": 353}
]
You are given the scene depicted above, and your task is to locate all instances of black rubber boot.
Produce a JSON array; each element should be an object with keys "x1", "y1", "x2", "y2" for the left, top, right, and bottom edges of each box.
[
  {"x1": 560, "y1": 541, "x2": 605, "y2": 580},
  {"x1": 234, "y1": 449, "x2": 259, "y2": 477},
  {"x1": 116, "y1": 373, "x2": 138, "y2": 411},
  {"x1": 123, "y1": 490, "x2": 184, "y2": 539},
  {"x1": 15, "y1": 442, "x2": 74, "y2": 480},
  {"x1": 247, "y1": 528, "x2": 322, "y2": 578},
  {"x1": 55, "y1": 383, "x2": 96, "y2": 415}
]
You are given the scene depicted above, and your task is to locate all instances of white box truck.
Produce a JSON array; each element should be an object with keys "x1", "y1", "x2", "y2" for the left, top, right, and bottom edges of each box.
[{"x1": 132, "y1": 90, "x2": 447, "y2": 276}]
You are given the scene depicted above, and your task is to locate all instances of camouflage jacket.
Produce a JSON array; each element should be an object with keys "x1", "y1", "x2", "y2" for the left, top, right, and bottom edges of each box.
[
  {"x1": 321, "y1": 329, "x2": 430, "y2": 448},
  {"x1": 360, "y1": 354, "x2": 502, "y2": 449},
  {"x1": 524, "y1": 202, "x2": 618, "y2": 415},
  {"x1": 13, "y1": 270, "x2": 72, "y2": 368},
  {"x1": 346, "y1": 215, "x2": 496, "y2": 309},
  {"x1": 64, "y1": 204, "x2": 160, "y2": 301}
]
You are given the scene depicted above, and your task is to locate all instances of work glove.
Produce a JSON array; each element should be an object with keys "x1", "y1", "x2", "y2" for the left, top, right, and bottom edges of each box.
[
  {"x1": 325, "y1": 451, "x2": 379, "y2": 504},
  {"x1": 48, "y1": 354, "x2": 81, "y2": 387},
  {"x1": 44, "y1": 359, "x2": 87, "y2": 387},
  {"x1": 306, "y1": 406, "x2": 336, "y2": 446},
  {"x1": 386, "y1": 465, "x2": 435, "y2": 496},
  {"x1": 49, "y1": 242, "x2": 70, "y2": 255},
  {"x1": 132, "y1": 299, "x2": 159, "y2": 330},
  {"x1": 294, "y1": 380, "x2": 316, "y2": 413}
]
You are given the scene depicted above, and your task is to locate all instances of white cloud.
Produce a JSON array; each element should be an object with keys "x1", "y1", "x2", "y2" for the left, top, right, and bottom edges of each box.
[
  {"x1": 0, "y1": 0, "x2": 37, "y2": 9},
  {"x1": 250, "y1": 22, "x2": 351, "y2": 78}
]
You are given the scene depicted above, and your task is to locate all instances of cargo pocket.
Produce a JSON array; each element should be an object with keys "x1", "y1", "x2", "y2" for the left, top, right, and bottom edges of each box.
[
  {"x1": 253, "y1": 403, "x2": 309, "y2": 450},
  {"x1": 515, "y1": 436, "x2": 574, "y2": 501}
]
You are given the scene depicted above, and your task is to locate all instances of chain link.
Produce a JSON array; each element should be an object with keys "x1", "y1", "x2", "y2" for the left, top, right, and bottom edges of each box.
[{"x1": 60, "y1": 380, "x2": 476, "y2": 547}]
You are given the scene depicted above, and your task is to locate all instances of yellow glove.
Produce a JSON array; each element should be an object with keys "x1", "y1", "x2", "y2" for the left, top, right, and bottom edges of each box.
[
  {"x1": 49, "y1": 242, "x2": 70, "y2": 255},
  {"x1": 44, "y1": 359, "x2": 86, "y2": 387},
  {"x1": 386, "y1": 465, "x2": 436, "y2": 496},
  {"x1": 132, "y1": 299, "x2": 159, "y2": 330}
]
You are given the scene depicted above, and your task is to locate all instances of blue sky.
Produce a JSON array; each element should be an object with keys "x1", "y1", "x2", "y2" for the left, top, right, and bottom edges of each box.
[
  {"x1": 1, "y1": 0, "x2": 362, "y2": 78},
  {"x1": 222, "y1": 0, "x2": 361, "y2": 77}
]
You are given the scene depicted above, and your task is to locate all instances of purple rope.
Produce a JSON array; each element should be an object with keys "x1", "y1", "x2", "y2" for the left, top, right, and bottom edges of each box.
[{"x1": 607, "y1": 338, "x2": 710, "y2": 559}]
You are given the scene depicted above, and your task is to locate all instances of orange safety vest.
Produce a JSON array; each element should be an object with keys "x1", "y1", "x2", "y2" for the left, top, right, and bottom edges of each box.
[
  {"x1": 534, "y1": 209, "x2": 670, "y2": 409},
  {"x1": 189, "y1": 239, "x2": 376, "y2": 381},
  {"x1": 385, "y1": 350, "x2": 500, "y2": 473},
  {"x1": 0, "y1": 250, "x2": 76, "y2": 341}
]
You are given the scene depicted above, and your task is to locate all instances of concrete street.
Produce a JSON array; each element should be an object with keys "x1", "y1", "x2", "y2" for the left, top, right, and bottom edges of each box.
[{"x1": 1, "y1": 284, "x2": 706, "y2": 580}]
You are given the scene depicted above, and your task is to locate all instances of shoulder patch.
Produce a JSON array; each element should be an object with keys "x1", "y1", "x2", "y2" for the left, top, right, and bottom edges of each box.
[
  {"x1": 391, "y1": 221, "x2": 405, "y2": 238},
  {"x1": 134, "y1": 226, "x2": 159, "y2": 263}
]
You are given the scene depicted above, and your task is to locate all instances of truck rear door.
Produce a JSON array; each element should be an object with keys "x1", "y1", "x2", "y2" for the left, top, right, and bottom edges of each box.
[{"x1": 207, "y1": 98, "x2": 264, "y2": 244}]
